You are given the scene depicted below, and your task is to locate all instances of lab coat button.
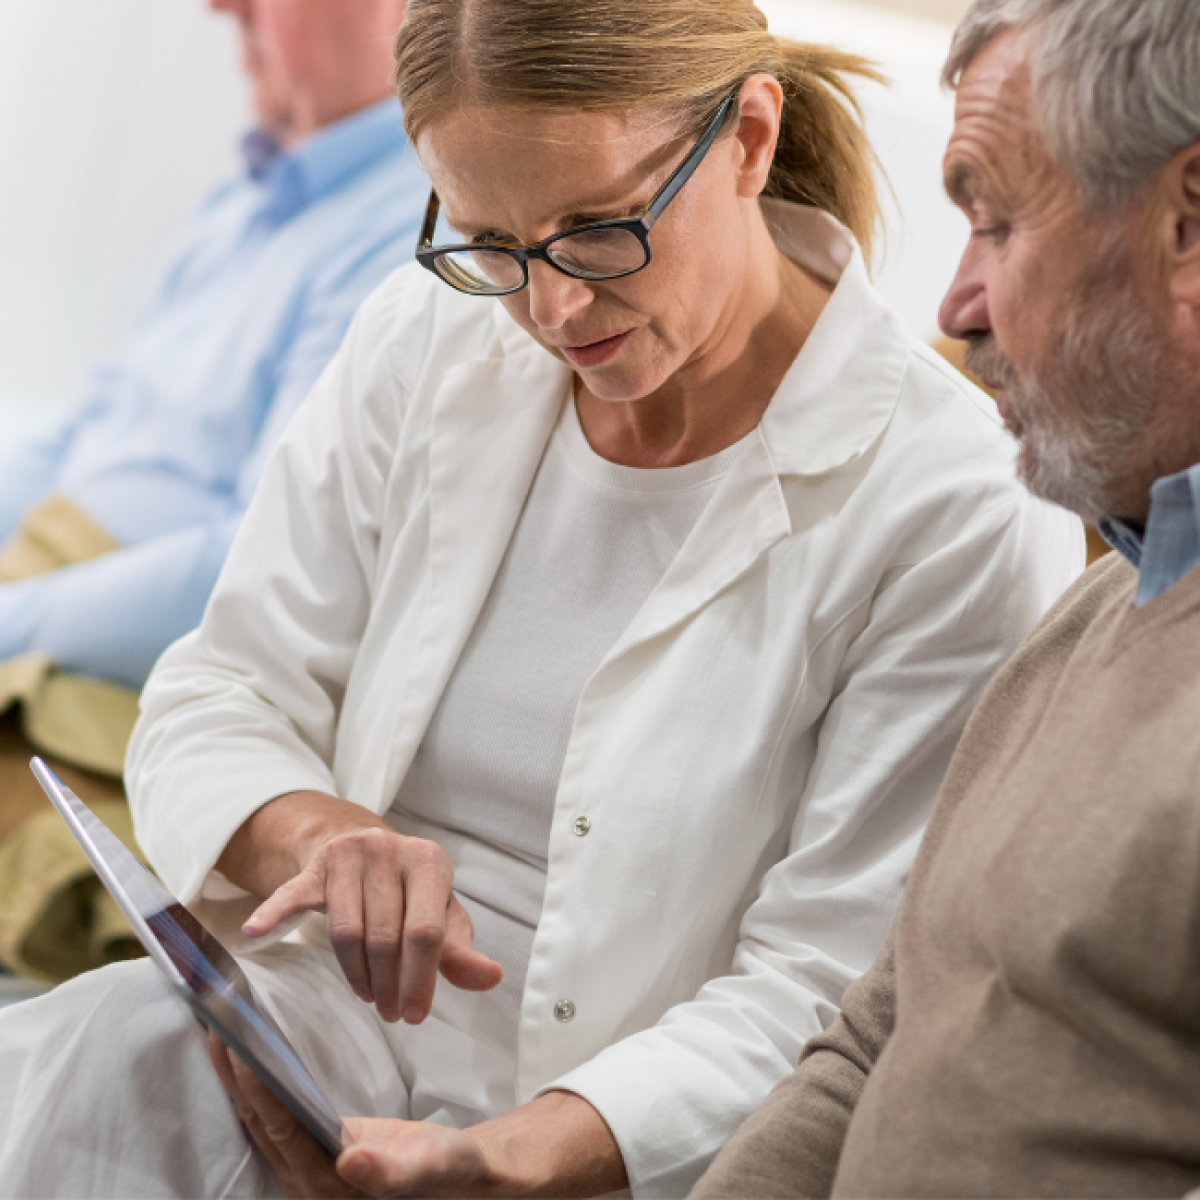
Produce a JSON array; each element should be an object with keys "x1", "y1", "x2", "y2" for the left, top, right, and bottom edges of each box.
[
  {"x1": 573, "y1": 816, "x2": 591, "y2": 837},
  {"x1": 554, "y1": 999, "x2": 576, "y2": 1023}
]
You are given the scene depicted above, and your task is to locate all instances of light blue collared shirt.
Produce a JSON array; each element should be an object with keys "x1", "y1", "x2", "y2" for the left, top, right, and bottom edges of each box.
[
  {"x1": 1099, "y1": 462, "x2": 1200, "y2": 606},
  {"x1": 0, "y1": 99, "x2": 427, "y2": 688}
]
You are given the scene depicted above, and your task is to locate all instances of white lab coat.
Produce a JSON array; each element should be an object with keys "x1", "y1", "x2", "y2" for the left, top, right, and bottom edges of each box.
[{"x1": 127, "y1": 201, "x2": 1083, "y2": 1195}]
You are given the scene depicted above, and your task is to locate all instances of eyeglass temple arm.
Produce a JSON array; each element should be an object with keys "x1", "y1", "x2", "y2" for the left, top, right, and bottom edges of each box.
[
  {"x1": 418, "y1": 190, "x2": 442, "y2": 249},
  {"x1": 642, "y1": 93, "x2": 738, "y2": 229}
]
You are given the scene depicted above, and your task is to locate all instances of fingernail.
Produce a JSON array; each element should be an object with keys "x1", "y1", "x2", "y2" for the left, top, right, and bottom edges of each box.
[
  {"x1": 403, "y1": 1007, "x2": 425, "y2": 1025},
  {"x1": 241, "y1": 922, "x2": 263, "y2": 937}
]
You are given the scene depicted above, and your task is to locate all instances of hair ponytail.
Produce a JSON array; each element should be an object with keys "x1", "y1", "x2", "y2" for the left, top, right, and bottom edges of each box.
[
  {"x1": 396, "y1": 0, "x2": 885, "y2": 259},
  {"x1": 767, "y1": 43, "x2": 883, "y2": 254}
]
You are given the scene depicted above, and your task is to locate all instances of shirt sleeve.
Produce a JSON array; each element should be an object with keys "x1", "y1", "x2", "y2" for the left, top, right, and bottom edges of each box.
[
  {"x1": 0, "y1": 433, "x2": 68, "y2": 547},
  {"x1": 0, "y1": 232, "x2": 414, "y2": 691},
  {"x1": 541, "y1": 492, "x2": 1084, "y2": 1196},
  {"x1": 0, "y1": 514, "x2": 238, "y2": 688},
  {"x1": 689, "y1": 931, "x2": 897, "y2": 1200}
]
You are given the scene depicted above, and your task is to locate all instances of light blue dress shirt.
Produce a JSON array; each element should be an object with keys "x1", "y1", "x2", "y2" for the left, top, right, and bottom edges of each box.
[
  {"x1": 1099, "y1": 462, "x2": 1200, "y2": 606},
  {"x1": 0, "y1": 99, "x2": 427, "y2": 688}
]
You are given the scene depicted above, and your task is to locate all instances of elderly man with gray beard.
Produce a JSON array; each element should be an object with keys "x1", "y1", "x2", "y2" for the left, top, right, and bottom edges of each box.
[{"x1": 692, "y1": 1, "x2": 1200, "y2": 1197}]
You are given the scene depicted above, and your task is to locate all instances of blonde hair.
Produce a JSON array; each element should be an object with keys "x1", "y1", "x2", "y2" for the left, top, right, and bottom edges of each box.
[{"x1": 394, "y1": 0, "x2": 884, "y2": 259}]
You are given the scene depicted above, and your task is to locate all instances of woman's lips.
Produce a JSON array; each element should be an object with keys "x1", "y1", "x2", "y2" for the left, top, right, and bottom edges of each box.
[{"x1": 562, "y1": 330, "x2": 632, "y2": 369}]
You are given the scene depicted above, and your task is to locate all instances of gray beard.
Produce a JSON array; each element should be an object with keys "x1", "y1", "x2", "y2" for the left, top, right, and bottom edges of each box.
[{"x1": 964, "y1": 264, "x2": 1162, "y2": 525}]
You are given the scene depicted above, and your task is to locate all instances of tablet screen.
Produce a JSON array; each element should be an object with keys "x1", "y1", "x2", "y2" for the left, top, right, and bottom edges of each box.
[
  {"x1": 148, "y1": 900, "x2": 345, "y2": 1155},
  {"x1": 30, "y1": 757, "x2": 345, "y2": 1155}
]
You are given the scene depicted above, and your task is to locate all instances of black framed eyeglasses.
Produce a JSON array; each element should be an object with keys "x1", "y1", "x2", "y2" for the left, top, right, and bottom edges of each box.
[{"x1": 415, "y1": 92, "x2": 738, "y2": 297}]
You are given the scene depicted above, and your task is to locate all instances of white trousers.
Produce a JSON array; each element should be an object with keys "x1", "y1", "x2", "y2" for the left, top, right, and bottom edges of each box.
[{"x1": 0, "y1": 941, "x2": 519, "y2": 1198}]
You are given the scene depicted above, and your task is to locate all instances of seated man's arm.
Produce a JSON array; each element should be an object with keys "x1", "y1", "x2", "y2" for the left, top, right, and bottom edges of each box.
[
  {"x1": 691, "y1": 931, "x2": 897, "y2": 1200},
  {"x1": 0, "y1": 431, "x2": 69, "y2": 550},
  {"x1": 0, "y1": 515, "x2": 239, "y2": 687},
  {"x1": 0, "y1": 235, "x2": 413, "y2": 690}
]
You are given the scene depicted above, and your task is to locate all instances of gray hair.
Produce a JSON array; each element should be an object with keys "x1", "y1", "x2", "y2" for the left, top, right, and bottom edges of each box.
[{"x1": 944, "y1": 0, "x2": 1200, "y2": 210}]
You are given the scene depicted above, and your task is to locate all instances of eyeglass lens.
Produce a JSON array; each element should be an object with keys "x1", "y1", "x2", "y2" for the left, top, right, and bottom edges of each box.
[
  {"x1": 435, "y1": 225, "x2": 648, "y2": 295},
  {"x1": 546, "y1": 227, "x2": 646, "y2": 278},
  {"x1": 434, "y1": 250, "x2": 525, "y2": 295}
]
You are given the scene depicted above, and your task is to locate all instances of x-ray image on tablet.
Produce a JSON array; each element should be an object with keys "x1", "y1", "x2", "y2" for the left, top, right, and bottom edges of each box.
[{"x1": 29, "y1": 756, "x2": 345, "y2": 1156}]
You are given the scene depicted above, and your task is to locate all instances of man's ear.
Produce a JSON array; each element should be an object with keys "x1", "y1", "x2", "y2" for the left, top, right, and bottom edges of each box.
[{"x1": 1166, "y1": 141, "x2": 1200, "y2": 306}]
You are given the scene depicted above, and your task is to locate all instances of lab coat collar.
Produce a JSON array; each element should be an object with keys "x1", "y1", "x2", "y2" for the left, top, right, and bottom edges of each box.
[
  {"x1": 604, "y1": 432, "x2": 790, "y2": 662},
  {"x1": 490, "y1": 197, "x2": 910, "y2": 481},
  {"x1": 758, "y1": 200, "x2": 910, "y2": 478},
  {"x1": 382, "y1": 345, "x2": 571, "y2": 795}
]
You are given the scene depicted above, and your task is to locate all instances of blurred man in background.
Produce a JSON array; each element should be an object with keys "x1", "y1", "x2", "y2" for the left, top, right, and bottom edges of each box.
[{"x1": 0, "y1": 0, "x2": 421, "y2": 981}]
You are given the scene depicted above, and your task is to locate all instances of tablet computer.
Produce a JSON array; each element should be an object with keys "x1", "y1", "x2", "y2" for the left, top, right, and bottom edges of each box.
[{"x1": 29, "y1": 756, "x2": 345, "y2": 1156}]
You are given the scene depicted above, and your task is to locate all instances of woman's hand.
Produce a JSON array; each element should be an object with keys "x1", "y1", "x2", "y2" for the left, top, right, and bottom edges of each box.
[
  {"x1": 210, "y1": 1031, "x2": 493, "y2": 1197},
  {"x1": 218, "y1": 791, "x2": 502, "y2": 1023},
  {"x1": 209, "y1": 1033, "x2": 366, "y2": 1199},
  {"x1": 209, "y1": 1034, "x2": 628, "y2": 1199}
]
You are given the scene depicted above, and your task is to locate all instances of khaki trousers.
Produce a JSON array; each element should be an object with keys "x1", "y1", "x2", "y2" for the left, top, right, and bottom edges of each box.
[{"x1": 0, "y1": 496, "x2": 142, "y2": 980}]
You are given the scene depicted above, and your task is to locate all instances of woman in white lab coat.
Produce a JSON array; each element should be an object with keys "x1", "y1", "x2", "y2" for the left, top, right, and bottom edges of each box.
[{"x1": 0, "y1": 0, "x2": 1081, "y2": 1196}]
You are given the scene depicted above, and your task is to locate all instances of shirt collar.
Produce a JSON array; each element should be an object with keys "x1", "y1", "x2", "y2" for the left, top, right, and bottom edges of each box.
[
  {"x1": 242, "y1": 127, "x2": 281, "y2": 181},
  {"x1": 242, "y1": 97, "x2": 408, "y2": 223},
  {"x1": 1100, "y1": 462, "x2": 1200, "y2": 606},
  {"x1": 1097, "y1": 514, "x2": 1144, "y2": 570},
  {"x1": 490, "y1": 198, "x2": 910, "y2": 478}
]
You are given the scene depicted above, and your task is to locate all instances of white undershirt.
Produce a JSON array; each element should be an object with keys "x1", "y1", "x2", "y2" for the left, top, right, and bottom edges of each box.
[{"x1": 387, "y1": 398, "x2": 752, "y2": 1058}]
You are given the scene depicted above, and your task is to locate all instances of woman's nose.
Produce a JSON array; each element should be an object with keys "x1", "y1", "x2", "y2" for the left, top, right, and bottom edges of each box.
[{"x1": 526, "y1": 260, "x2": 593, "y2": 331}]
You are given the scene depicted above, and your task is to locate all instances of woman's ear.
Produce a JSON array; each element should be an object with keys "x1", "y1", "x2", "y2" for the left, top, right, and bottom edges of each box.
[{"x1": 732, "y1": 74, "x2": 784, "y2": 199}]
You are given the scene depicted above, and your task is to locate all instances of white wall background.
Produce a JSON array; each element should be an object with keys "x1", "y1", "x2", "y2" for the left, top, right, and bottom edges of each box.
[
  {"x1": 0, "y1": 0, "x2": 965, "y2": 434},
  {"x1": 761, "y1": 0, "x2": 967, "y2": 341},
  {"x1": 0, "y1": 0, "x2": 247, "y2": 425}
]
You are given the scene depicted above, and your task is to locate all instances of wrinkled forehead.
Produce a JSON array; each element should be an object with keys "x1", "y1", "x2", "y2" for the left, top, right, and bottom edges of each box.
[
  {"x1": 943, "y1": 29, "x2": 1065, "y2": 211},
  {"x1": 416, "y1": 103, "x2": 688, "y2": 235}
]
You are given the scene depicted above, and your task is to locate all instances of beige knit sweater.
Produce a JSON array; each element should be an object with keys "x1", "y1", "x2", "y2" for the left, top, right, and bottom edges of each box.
[{"x1": 695, "y1": 552, "x2": 1200, "y2": 1198}]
